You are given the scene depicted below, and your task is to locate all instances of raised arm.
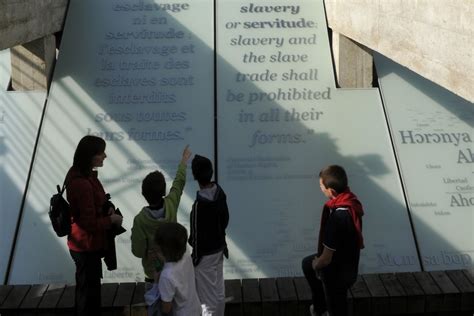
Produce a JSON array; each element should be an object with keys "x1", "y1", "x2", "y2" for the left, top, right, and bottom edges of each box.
[
  {"x1": 166, "y1": 145, "x2": 192, "y2": 211},
  {"x1": 180, "y1": 145, "x2": 192, "y2": 165}
]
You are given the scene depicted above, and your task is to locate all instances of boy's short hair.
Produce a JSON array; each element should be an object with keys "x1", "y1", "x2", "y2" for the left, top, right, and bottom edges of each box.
[
  {"x1": 319, "y1": 165, "x2": 348, "y2": 194},
  {"x1": 192, "y1": 155, "x2": 213, "y2": 185},
  {"x1": 142, "y1": 171, "x2": 166, "y2": 205},
  {"x1": 154, "y1": 222, "x2": 187, "y2": 262}
]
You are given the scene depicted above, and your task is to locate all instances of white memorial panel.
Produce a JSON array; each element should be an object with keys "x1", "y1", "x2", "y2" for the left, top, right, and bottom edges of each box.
[
  {"x1": 9, "y1": 0, "x2": 214, "y2": 284},
  {"x1": 0, "y1": 50, "x2": 10, "y2": 90},
  {"x1": 0, "y1": 92, "x2": 46, "y2": 283},
  {"x1": 375, "y1": 53, "x2": 474, "y2": 271},
  {"x1": 217, "y1": 0, "x2": 421, "y2": 278}
]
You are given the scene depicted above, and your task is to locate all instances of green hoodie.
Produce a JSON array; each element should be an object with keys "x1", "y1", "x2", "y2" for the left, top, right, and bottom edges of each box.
[{"x1": 131, "y1": 162, "x2": 186, "y2": 279}]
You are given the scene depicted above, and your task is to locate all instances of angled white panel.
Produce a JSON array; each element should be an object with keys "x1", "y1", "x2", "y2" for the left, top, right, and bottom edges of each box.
[
  {"x1": 375, "y1": 53, "x2": 474, "y2": 271},
  {"x1": 9, "y1": 0, "x2": 214, "y2": 284},
  {"x1": 0, "y1": 50, "x2": 11, "y2": 90},
  {"x1": 217, "y1": 0, "x2": 420, "y2": 278},
  {"x1": 0, "y1": 92, "x2": 46, "y2": 283}
]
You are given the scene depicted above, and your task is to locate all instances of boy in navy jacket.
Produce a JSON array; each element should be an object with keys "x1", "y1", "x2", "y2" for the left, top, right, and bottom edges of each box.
[{"x1": 188, "y1": 155, "x2": 229, "y2": 316}]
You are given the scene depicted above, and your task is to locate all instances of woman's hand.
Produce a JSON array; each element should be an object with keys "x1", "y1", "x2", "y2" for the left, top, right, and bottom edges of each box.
[
  {"x1": 107, "y1": 206, "x2": 115, "y2": 215},
  {"x1": 312, "y1": 256, "x2": 318, "y2": 270},
  {"x1": 110, "y1": 213, "x2": 123, "y2": 226}
]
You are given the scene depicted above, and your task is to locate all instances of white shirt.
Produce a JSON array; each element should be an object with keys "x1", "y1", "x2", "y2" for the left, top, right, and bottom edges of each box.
[{"x1": 158, "y1": 252, "x2": 202, "y2": 316}]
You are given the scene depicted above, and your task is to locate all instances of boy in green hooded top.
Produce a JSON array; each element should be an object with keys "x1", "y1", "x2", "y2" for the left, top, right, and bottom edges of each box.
[{"x1": 131, "y1": 145, "x2": 192, "y2": 284}]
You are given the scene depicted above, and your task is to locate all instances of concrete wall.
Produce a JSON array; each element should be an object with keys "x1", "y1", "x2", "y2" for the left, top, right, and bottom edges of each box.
[
  {"x1": 325, "y1": 0, "x2": 474, "y2": 102},
  {"x1": 0, "y1": 0, "x2": 67, "y2": 50},
  {"x1": 332, "y1": 33, "x2": 373, "y2": 88},
  {"x1": 10, "y1": 35, "x2": 56, "y2": 91}
]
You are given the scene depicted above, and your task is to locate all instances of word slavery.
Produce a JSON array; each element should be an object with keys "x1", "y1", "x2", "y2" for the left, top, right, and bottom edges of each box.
[{"x1": 240, "y1": 3, "x2": 300, "y2": 15}]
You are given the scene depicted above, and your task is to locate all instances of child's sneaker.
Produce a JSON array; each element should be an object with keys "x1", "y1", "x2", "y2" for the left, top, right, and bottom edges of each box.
[{"x1": 310, "y1": 305, "x2": 329, "y2": 316}]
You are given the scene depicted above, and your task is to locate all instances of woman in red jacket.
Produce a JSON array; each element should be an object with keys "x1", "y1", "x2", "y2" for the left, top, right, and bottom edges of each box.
[{"x1": 65, "y1": 135, "x2": 123, "y2": 316}]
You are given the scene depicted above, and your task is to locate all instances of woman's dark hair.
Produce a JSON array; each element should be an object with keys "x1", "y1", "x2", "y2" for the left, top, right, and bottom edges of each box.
[
  {"x1": 73, "y1": 135, "x2": 106, "y2": 176},
  {"x1": 319, "y1": 165, "x2": 348, "y2": 194},
  {"x1": 142, "y1": 171, "x2": 166, "y2": 206},
  {"x1": 191, "y1": 155, "x2": 213, "y2": 185},
  {"x1": 154, "y1": 222, "x2": 187, "y2": 262}
]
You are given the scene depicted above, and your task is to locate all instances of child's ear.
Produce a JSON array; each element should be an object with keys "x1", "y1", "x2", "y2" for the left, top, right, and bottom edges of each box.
[{"x1": 329, "y1": 188, "x2": 338, "y2": 199}]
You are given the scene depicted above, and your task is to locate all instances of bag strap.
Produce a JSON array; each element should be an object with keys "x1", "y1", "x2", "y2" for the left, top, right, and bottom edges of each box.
[
  {"x1": 57, "y1": 175, "x2": 72, "y2": 195},
  {"x1": 57, "y1": 184, "x2": 66, "y2": 195}
]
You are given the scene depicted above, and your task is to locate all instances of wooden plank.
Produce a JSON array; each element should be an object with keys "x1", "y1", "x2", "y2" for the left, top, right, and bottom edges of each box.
[
  {"x1": 113, "y1": 282, "x2": 136, "y2": 315},
  {"x1": 225, "y1": 279, "x2": 242, "y2": 316},
  {"x1": 37, "y1": 283, "x2": 66, "y2": 315},
  {"x1": 362, "y1": 274, "x2": 389, "y2": 315},
  {"x1": 259, "y1": 278, "x2": 279, "y2": 316},
  {"x1": 276, "y1": 277, "x2": 298, "y2": 316},
  {"x1": 293, "y1": 277, "x2": 312, "y2": 316},
  {"x1": 20, "y1": 284, "x2": 48, "y2": 308},
  {"x1": 413, "y1": 271, "x2": 442, "y2": 312},
  {"x1": 242, "y1": 278, "x2": 261, "y2": 316},
  {"x1": 55, "y1": 284, "x2": 75, "y2": 315},
  {"x1": 130, "y1": 282, "x2": 147, "y2": 316},
  {"x1": 395, "y1": 272, "x2": 425, "y2": 314},
  {"x1": 462, "y1": 268, "x2": 474, "y2": 285},
  {"x1": 446, "y1": 270, "x2": 474, "y2": 311},
  {"x1": 379, "y1": 273, "x2": 406, "y2": 314},
  {"x1": 102, "y1": 283, "x2": 119, "y2": 316},
  {"x1": 434, "y1": 312, "x2": 472, "y2": 316},
  {"x1": 429, "y1": 270, "x2": 461, "y2": 312},
  {"x1": 0, "y1": 284, "x2": 30, "y2": 310},
  {"x1": 17, "y1": 287, "x2": 44, "y2": 316},
  {"x1": 0, "y1": 285, "x2": 13, "y2": 306},
  {"x1": 350, "y1": 275, "x2": 371, "y2": 316}
]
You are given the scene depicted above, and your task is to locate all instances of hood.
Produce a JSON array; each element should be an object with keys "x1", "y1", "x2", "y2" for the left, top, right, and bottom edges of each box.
[
  {"x1": 136, "y1": 206, "x2": 168, "y2": 229},
  {"x1": 196, "y1": 183, "x2": 225, "y2": 203}
]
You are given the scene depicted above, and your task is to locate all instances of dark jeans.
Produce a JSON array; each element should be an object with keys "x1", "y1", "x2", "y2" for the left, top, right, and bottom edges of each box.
[
  {"x1": 70, "y1": 250, "x2": 103, "y2": 316},
  {"x1": 302, "y1": 254, "x2": 349, "y2": 316}
]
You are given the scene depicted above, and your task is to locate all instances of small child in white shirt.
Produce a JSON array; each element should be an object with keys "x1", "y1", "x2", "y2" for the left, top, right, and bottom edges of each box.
[{"x1": 150, "y1": 222, "x2": 202, "y2": 316}]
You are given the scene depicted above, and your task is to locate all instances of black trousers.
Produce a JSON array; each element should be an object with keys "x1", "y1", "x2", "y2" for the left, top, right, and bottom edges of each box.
[
  {"x1": 70, "y1": 250, "x2": 103, "y2": 316},
  {"x1": 302, "y1": 254, "x2": 349, "y2": 316}
]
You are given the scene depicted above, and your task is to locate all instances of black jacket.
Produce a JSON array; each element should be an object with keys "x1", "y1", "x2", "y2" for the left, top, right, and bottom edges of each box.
[{"x1": 188, "y1": 183, "x2": 229, "y2": 266}]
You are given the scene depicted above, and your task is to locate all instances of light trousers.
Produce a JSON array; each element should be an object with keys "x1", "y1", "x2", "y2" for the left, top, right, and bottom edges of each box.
[{"x1": 194, "y1": 251, "x2": 225, "y2": 316}]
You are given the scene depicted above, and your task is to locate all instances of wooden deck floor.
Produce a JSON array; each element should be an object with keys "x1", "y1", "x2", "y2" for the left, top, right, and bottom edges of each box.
[{"x1": 1, "y1": 269, "x2": 473, "y2": 315}]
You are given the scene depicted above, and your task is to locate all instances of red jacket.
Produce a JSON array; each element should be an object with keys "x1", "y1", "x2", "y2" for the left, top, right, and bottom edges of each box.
[{"x1": 65, "y1": 167, "x2": 111, "y2": 252}]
